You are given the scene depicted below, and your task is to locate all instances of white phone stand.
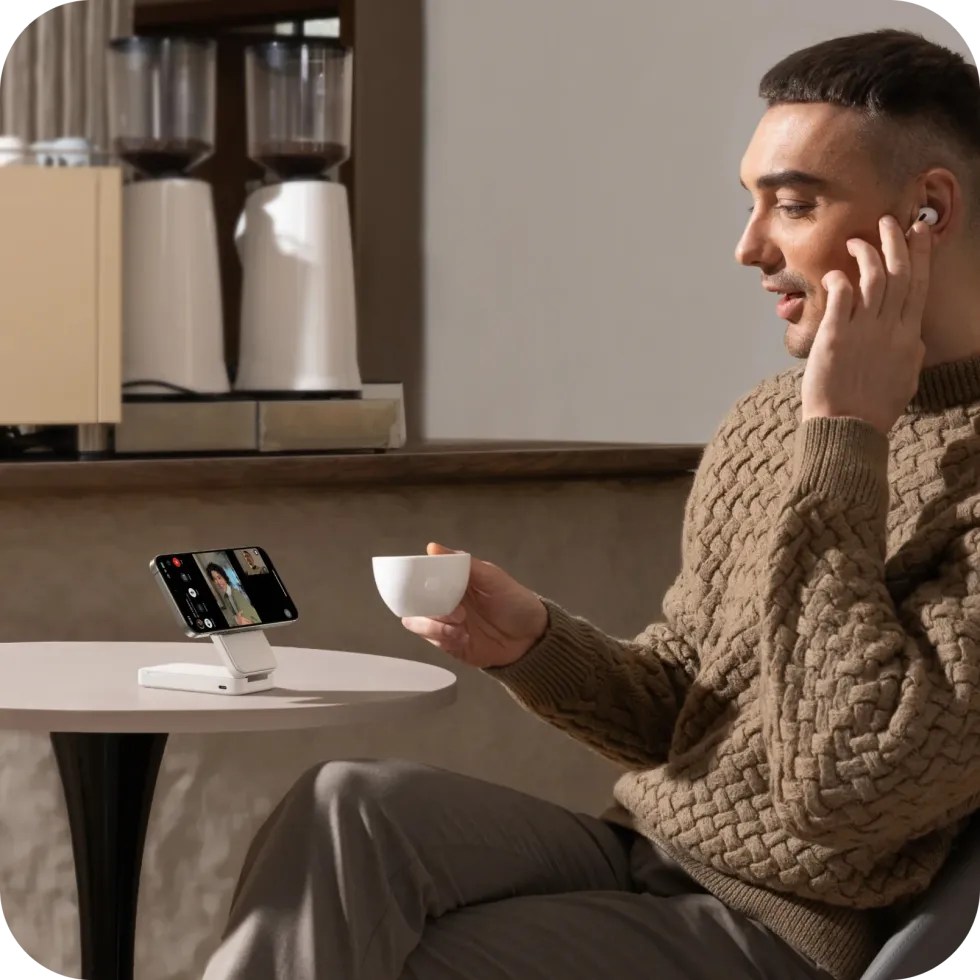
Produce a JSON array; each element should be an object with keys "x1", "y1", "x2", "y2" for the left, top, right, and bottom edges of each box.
[{"x1": 138, "y1": 629, "x2": 278, "y2": 696}]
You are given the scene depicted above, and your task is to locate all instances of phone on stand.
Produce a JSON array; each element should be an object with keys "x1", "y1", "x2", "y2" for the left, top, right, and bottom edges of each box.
[{"x1": 146, "y1": 547, "x2": 297, "y2": 691}]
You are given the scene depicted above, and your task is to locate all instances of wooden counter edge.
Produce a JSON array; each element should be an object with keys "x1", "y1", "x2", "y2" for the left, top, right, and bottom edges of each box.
[{"x1": 0, "y1": 443, "x2": 704, "y2": 495}]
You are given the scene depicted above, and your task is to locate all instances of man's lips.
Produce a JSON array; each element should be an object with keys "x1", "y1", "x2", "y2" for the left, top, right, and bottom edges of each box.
[
  {"x1": 763, "y1": 285, "x2": 806, "y2": 319},
  {"x1": 775, "y1": 293, "x2": 806, "y2": 320}
]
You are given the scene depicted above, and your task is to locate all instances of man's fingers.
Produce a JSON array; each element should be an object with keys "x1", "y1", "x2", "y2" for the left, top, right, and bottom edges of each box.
[
  {"x1": 820, "y1": 271, "x2": 854, "y2": 337},
  {"x1": 879, "y1": 216, "x2": 912, "y2": 322},
  {"x1": 402, "y1": 615, "x2": 467, "y2": 638},
  {"x1": 903, "y1": 221, "x2": 932, "y2": 323},
  {"x1": 401, "y1": 616, "x2": 470, "y2": 653},
  {"x1": 401, "y1": 606, "x2": 467, "y2": 627},
  {"x1": 846, "y1": 238, "x2": 886, "y2": 315}
]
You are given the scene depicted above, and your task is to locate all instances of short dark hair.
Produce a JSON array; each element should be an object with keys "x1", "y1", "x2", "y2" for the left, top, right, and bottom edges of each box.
[
  {"x1": 206, "y1": 562, "x2": 227, "y2": 582},
  {"x1": 759, "y1": 30, "x2": 980, "y2": 229}
]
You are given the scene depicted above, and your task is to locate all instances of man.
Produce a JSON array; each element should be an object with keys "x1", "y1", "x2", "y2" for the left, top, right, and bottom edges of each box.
[
  {"x1": 239, "y1": 549, "x2": 268, "y2": 576},
  {"x1": 202, "y1": 29, "x2": 980, "y2": 980}
]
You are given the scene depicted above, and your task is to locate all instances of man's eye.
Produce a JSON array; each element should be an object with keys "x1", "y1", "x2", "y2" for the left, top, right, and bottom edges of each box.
[
  {"x1": 746, "y1": 203, "x2": 814, "y2": 217},
  {"x1": 774, "y1": 203, "x2": 814, "y2": 216}
]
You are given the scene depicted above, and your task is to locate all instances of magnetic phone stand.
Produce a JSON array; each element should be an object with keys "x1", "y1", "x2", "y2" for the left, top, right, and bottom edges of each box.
[{"x1": 137, "y1": 629, "x2": 278, "y2": 696}]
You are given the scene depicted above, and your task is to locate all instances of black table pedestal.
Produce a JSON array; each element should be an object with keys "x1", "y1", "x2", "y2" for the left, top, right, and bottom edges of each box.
[{"x1": 51, "y1": 732, "x2": 168, "y2": 980}]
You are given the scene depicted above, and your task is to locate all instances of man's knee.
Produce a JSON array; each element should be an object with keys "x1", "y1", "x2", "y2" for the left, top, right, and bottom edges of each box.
[
  {"x1": 227, "y1": 761, "x2": 396, "y2": 919},
  {"x1": 285, "y1": 758, "x2": 425, "y2": 822}
]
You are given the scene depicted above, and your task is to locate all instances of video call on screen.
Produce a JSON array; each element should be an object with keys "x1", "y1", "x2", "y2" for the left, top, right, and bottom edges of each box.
[{"x1": 160, "y1": 548, "x2": 295, "y2": 633}]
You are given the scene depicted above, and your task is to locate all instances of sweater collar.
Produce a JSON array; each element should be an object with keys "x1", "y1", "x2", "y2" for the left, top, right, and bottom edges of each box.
[{"x1": 909, "y1": 352, "x2": 980, "y2": 412}]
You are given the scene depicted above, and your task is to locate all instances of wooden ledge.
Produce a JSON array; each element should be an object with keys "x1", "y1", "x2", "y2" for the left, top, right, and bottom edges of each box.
[{"x1": 0, "y1": 442, "x2": 703, "y2": 496}]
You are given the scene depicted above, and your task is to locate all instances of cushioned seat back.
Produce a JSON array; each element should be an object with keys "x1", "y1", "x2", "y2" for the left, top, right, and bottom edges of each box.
[{"x1": 859, "y1": 815, "x2": 980, "y2": 980}]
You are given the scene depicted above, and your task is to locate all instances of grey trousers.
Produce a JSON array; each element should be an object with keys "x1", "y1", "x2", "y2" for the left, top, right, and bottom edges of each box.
[{"x1": 202, "y1": 759, "x2": 833, "y2": 980}]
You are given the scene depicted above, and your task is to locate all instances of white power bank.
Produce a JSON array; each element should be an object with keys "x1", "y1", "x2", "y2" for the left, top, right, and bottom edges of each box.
[{"x1": 138, "y1": 662, "x2": 275, "y2": 696}]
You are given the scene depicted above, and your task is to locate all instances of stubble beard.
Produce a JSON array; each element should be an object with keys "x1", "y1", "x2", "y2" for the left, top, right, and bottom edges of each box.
[{"x1": 784, "y1": 317, "x2": 817, "y2": 359}]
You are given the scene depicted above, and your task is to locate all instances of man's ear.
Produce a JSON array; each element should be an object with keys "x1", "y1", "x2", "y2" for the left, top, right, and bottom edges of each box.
[{"x1": 914, "y1": 168, "x2": 959, "y2": 241}]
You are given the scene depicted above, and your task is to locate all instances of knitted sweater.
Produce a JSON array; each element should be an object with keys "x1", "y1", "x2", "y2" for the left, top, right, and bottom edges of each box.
[{"x1": 490, "y1": 354, "x2": 980, "y2": 980}]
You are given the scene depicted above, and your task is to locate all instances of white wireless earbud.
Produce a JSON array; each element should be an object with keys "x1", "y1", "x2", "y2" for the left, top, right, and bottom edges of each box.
[{"x1": 905, "y1": 207, "x2": 939, "y2": 237}]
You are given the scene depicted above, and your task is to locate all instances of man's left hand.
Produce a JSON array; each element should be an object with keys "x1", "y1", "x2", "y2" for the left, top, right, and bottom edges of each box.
[{"x1": 801, "y1": 214, "x2": 932, "y2": 436}]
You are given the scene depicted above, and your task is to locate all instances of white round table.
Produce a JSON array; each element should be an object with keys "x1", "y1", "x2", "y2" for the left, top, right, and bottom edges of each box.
[{"x1": 0, "y1": 642, "x2": 457, "y2": 980}]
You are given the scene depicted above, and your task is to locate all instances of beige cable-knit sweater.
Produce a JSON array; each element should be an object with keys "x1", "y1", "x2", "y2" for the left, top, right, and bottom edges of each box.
[{"x1": 491, "y1": 354, "x2": 980, "y2": 980}]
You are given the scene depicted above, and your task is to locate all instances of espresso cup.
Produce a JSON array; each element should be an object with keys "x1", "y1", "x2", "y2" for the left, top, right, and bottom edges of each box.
[
  {"x1": 31, "y1": 137, "x2": 93, "y2": 167},
  {"x1": 372, "y1": 553, "x2": 471, "y2": 618},
  {"x1": 0, "y1": 136, "x2": 26, "y2": 166}
]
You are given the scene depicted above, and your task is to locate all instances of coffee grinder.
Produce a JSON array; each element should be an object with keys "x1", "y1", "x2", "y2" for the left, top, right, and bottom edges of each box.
[
  {"x1": 108, "y1": 36, "x2": 230, "y2": 395},
  {"x1": 235, "y1": 38, "x2": 362, "y2": 395}
]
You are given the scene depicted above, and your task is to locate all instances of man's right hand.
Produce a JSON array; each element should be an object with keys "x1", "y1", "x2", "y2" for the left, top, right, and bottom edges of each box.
[{"x1": 400, "y1": 543, "x2": 549, "y2": 669}]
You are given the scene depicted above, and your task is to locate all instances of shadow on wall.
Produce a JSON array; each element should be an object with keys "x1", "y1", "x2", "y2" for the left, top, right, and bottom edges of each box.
[{"x1": 354, "y1": 0, "x2": 426, "y2": 445}]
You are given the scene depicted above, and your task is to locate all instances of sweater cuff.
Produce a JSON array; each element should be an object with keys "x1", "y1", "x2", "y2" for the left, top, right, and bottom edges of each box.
[
  {"x1": 791, "y1": 417, "x2": 890, "y2": 508},
  {"x1": 485, "y1": 598, "x2": 596, "y2": 710}
]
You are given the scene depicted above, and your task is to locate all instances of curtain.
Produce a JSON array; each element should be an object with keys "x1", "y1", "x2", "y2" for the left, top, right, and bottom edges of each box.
[{"x1": 0, "y1": 0, "x2": 134, "y2": 150}]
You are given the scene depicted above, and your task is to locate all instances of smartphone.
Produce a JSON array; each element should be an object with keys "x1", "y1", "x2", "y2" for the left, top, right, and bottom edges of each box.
[{"x1": 151, "y1": 547, "x2": 297, "y2": 638}]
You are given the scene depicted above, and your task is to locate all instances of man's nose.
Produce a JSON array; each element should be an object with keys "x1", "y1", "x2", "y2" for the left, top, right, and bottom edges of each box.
[{"x1": 734, "y1": 221, "x2": 780, "y2": 269}]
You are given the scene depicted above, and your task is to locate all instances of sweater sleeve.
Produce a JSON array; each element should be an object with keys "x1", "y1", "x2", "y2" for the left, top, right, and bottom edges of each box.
[
  {"x1": 761, "y1": 416, "x2": 980, "y2": 851},
  {"x1": 486, "y1": 599, "x2": 699, "y2": 769}
]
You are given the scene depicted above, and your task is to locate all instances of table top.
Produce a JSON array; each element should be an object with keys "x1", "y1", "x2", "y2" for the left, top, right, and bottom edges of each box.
[{"x1": 0, "y1": 643, "x2": 457, "y2": 734}]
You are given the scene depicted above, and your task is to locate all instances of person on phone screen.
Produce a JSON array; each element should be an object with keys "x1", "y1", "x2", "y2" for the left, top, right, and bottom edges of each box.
[
  {"x1": 206, "y1": 563, "x2": 260, "y2": 627},
  {"x1": 238, "y1": 549, "x2": 268, "y2": 575}
]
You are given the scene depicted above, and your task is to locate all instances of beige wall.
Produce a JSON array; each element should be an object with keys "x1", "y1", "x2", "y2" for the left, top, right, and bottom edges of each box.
[
  {"x1": 126, "y1": 1, "x2": 973, "y2": 446},
  {"x1": 417, "y1": 0, "x2": 973, "y2": 443},
  {"x1": 0, "y1": 475, "x2": 690, "y2": 979}
]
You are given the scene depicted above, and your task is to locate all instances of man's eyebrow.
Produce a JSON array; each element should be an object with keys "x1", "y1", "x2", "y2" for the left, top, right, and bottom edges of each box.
[{"x1": 739, "y1": 170, "x2": 829, "y2": 191}]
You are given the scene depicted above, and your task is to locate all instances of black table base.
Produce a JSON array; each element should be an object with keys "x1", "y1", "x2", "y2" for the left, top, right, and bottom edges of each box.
[{"x1": 51, "y1": 732, "x2": 169, "y2": 980}]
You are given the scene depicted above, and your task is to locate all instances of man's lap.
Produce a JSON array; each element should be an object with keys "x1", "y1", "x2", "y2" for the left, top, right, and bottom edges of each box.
[
  {"x1": 403, "y1": 889, "x2": 825, "y2": 980},
  {"x1": 207, "y1": 759, "x2": 832, "y2": 980}
]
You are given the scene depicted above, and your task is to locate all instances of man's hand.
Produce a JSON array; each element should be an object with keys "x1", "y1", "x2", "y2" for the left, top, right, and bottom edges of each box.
[
  {"x1": 802, "y1": 214, "x2": 932, "y2": 436},
  {"x1": 400, "y1": 543, "x2": 549, "y2": 669}
]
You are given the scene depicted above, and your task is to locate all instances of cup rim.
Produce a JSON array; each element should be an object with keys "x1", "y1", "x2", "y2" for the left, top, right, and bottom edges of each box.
[{"x1": 372, "y1": 552, "x2": 470, "y2": 562}]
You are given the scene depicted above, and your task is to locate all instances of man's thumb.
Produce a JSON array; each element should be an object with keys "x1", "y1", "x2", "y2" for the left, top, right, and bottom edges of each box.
[
  {"x1": 426, "y1": 542, "x2": 460, "y2": 556},
  {"x1": 427, "y1": 542, "x2": 495, "y2": 584}
]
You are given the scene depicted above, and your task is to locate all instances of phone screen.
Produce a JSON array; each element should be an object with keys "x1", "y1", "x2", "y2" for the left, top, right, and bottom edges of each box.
[{"x1": 154, "y1": 547, "x2": 297, "y2": 635}]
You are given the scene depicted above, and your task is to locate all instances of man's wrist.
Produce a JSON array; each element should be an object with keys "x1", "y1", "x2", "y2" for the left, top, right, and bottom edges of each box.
[
  {"x1": 513, "y1": 597, "x2": 550, "y2": 663},
  {"x1": 791, "y1": 416, "x2": 890, "y2": 507},
  {"x1": 530, "y1": 597, "x2": 549, "y2": 644}
]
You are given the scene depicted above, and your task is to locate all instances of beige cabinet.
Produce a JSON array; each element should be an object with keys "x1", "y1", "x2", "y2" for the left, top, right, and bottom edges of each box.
[{"x1": 0, "y1": 167, "x2": 121, "y2": 425}]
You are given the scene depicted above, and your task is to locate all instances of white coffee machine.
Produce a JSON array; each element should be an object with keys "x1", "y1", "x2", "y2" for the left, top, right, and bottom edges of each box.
[
  {"x1": 108, "y1": 36, "x2": 230, "y2": 395},
  {"x1": 235, "y1": 38, "x2": 361, "y2": 395}
]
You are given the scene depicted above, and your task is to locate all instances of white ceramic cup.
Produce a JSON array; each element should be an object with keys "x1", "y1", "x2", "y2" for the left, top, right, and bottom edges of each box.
[
  {"x1": 0, "y1": 135, "x2": 26, "y2": 166},
  {"x1": 372, "y1": 553, "x2": 471, "y2": 618},
  {"x1": 31, "y1": 137, "x2": 92, "y2": 167}
]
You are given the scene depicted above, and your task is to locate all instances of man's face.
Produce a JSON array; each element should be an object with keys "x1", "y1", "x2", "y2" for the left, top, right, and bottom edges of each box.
[
  {"x1": 211, "y1": 570, "x2": 228, "y2": 593},
  {"x1": 736, "y1": 103, "x2": 908, "y2": 358}
]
